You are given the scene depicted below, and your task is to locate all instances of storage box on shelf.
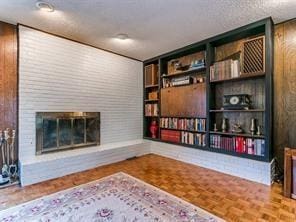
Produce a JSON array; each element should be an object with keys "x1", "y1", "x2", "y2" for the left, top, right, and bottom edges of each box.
[{"x1": 144, "y1": 64, "x2": 158, "y2": 87}]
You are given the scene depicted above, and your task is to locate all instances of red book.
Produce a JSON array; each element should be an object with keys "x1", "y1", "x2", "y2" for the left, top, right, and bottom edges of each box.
[
  {"x1": 238, "y1": 137, "x2": 244, "y2": 153},
  {"x1": 235, "y1": 137, "x2": 239, "y2": 152},
  {"x1": 240, "y1": 137, "x2": 245, "y2": 153}
]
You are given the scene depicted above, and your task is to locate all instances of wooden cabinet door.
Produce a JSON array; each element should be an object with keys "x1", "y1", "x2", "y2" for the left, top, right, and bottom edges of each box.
[{"x1": 161, "y1": 83, "x2": 206, "y2": 118}]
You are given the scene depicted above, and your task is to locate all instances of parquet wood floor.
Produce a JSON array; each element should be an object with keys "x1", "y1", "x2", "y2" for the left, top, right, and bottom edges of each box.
[{"x1": 0, "y1": 154, "x2": 295, "y2": 221}]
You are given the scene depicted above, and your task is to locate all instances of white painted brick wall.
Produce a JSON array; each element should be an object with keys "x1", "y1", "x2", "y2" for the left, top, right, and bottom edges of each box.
[
  {"x1": 20, "y1": 140, "x2": 151, "y2": 186},
  {"x1": 150, "y1": 141, "x2": 272, "y2": 185},
  {"x1": 19, "y1": 25, "x2": 143, "y2": 159},
  {"x1": 18, "y1": 26, "x2": 144, "y2": 185}
]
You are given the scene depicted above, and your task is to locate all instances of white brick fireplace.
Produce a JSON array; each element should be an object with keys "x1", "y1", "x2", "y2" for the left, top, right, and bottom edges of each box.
[{"x1": 18, "y1": 25, "x2": 148, "y2": 186}]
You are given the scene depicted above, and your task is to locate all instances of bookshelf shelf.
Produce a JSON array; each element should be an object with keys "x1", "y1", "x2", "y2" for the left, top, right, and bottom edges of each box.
[
  {"x1": 145, "y1": 84, "x2": 159, "y2": 88},
  {"x1": 161, "y1": 67, "x2": 206, "y2": 78},
  {"x1": 162, "y1": 82, "x2": 205, "y2": 89},
  {"x1": 210, "y1": 131, "x2": 265, "y2": 139},
  {"x1": 160, "y1": 116, "x2": 207, "y2": 119},
  {"x1": 144, "y1": 99, "x2": 159, "y2": 102},
  {"x1": 143, "y1": 137, "x2": 160, "y2": 142},
  {"x1": 160, "y1": 127, "x2": 206, "y2": 134},
  {"x1": 210, "y1": 109, "x2": 265, "y2": 113},
  {"x1": 209, "y1": 147, "x2": 265, "y2": 161},
  {"x1": 144, "y1": 18, "x2": 273, "y2": 162},
  {"x1": 210, "y1": 72, "x2": 265, "y2": 83},
  {"x1": 160, "y1": 139, "x2": 206, "y2": 149}
]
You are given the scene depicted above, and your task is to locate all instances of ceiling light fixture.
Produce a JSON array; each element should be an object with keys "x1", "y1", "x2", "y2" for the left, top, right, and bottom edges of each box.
[
  {"x1": 116, "y1": 33, "x2": 129, "y2": 40},
  {"x1": 36, "y1": 1, "x2": 54, "y2": 12}
]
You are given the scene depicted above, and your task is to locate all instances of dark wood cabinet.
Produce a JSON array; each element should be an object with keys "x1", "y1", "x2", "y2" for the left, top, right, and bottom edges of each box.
[{"x1": 161, "y1": 83, "x2": 206, "y2": 118}]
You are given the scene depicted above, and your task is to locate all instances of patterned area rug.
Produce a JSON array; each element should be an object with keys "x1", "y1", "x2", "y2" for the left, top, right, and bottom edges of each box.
[{"x1": 0, "y1": 172, "x2": 223, "y2": 222}]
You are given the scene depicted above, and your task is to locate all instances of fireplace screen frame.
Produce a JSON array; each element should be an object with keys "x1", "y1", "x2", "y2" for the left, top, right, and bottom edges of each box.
[{"x1": 36, "y1": 112, "x2": 100, "y2": 155}]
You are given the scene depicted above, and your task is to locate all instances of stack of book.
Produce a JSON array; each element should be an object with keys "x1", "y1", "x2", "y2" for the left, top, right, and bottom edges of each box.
[
  {"x1": 210, "y1": 59, "x2": 240, "y2": 81},
  {"x1": 181, "y1": 132, "x2": 206, "y2": 146},
  {"x1": 171, "y1": 76, "x2": 192, "y2": 87},
  {"x1": 210, "y1": 135, "x2": 265, "y2": 156},
  {"x1": 162, "y1": 76, "x2": 192, "y2": 88},
  {"x1": 160, "y1": 118, "x2": 206, "y2": 132},
  {"x1": 145, "y1": 104, "x2": 158, "y2": 116},
  {"x1": 190, "y1": 59, "x2": 206, "y2": 70},
  {"x1": 161, "y1": 129, "x2": 180, "y2": 143}
]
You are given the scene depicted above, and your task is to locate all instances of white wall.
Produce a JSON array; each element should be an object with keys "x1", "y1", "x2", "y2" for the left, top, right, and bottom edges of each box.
[
  {"x1": 18, "y1": 26, "x2": 144, "y2": 185},
  {"x1": 19, "y1": 25, "x2": 143, "y2": 160},
  {"x1": 150, "y1": 141, "x2": 273, "y2": 185}
]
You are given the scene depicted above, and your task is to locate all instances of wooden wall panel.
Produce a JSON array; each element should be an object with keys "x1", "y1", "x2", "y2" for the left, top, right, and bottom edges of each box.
[
  {"x1": 0, "y1": 22, "x2": 17, "y2": 169},
  {"x1": 274, "y1": 19, "x2": 296, "y2": 166}
]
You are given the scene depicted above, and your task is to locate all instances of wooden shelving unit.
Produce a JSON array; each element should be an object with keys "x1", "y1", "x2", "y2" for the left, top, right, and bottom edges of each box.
[
  {"x1": 210, "y1": 109, "x2": 265, "y2": 113},
  {"x1": 144, "y1": 99, "x2": 159, "y2": 102},
  {"x1": 209, "y1": 72, "x2": 265, "y2": 83},
  {"x1": 143, "y1": 17, "x2": 273, "y2": 162},
  {"x1": 145, "y1": 84, "x2": 159, "y2": 88},
  {"x1": 160, "y1": 127, "x2": 206, "y2": 134},
  {"x1": 143, "y1": 62, "x2": 160, "y2": 139},
  {"x1": 161, "y1": 67, "x2": 206, "y2": 78},
  {"x1": 210, "y1": 131, "x2": 265, "y2": 139}
]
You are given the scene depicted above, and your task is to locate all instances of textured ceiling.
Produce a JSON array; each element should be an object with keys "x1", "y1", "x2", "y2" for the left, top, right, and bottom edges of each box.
[{"x1": 0, "y1": 0, "x2": 295, "y2": 60}]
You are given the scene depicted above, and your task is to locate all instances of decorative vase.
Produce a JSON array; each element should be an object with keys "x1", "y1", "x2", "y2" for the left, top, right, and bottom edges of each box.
[
  {"x1": 221, "y1": 118, "x2": 228, "y2": 133},
  {"x1": 250, "y1": 118, "x2": 256, "y2": 135},
  {"x1": 213, "y1": 123, "x2": 218, "y2": 132},
  {"x1": 150, "y1": 121, "x2": 158, "y2": 139},
  {"x1": 256, "y1": 125, "x2": 262, "y2": 136}
]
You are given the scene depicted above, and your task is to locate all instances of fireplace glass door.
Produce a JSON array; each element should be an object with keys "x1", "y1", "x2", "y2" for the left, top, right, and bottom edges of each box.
[
  {"x1": 43, "y1": 118, "x2": 57, "y2": 150},
  {"x1": 59, "y1": 119, "x2": 72, "y2": 147},
  {"x1": 36, "y1": 112, "x2": 100, "y2": 154}
]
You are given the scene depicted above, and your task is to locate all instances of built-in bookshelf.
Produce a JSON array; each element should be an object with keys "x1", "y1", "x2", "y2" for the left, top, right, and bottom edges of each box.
[
  {"x1": 143, "y1": 62, "x2": 160, "y2": 139},
  {"x1": 143, "y1": 18, "x2": 273, "y2": 162}
]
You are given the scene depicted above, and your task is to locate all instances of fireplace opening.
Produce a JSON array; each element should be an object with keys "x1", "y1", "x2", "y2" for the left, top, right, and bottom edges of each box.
[{"x1": 36, "y1": 112, "x2": 100, "y2": 155}]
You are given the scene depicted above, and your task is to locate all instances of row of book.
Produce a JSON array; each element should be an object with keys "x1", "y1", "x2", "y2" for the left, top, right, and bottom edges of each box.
[
  {"x1": 171, "y1": 76, "x2": 192, "y2": 87},
  {"x1": 161, "y1": 129, "x2": 180, "y2": 143},
  {"x1": 210, "y1": 135, "x2": 265, "y2": 156},
  {"x1": 160, "y1": 118, "x2": 206, "y2": 132},
  {"x1": 210, "y1": 59, "x2": 240, "y2": 81},
  {"x1": 181, "y1": 132, "x2": 206, "y2": 146},
  {"x1": 162, "y1": 76, "x2": 205, "y2": 89},
  {"x1": 145, "y1": 104, "x2": 158, "y2": 117}
]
